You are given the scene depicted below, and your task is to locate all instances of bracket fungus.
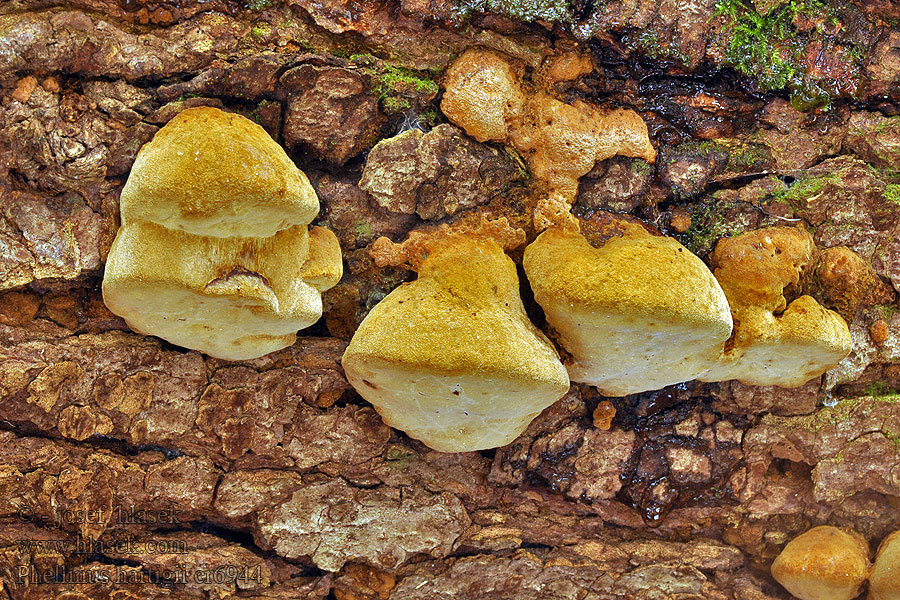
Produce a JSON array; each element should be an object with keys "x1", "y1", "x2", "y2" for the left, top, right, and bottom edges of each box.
[
  {"x1": 771, "y1": 525, "x2": 870, "y2": 600},
  {"x1": 440, "y1": 48, "x2": 656, "y2": 230},
  {"x1": 103, "y1": 106, "x2": 342, "y2": 360},
  {"x1": 523, "y1": 217, "x2": 851, "y2": 396},
  {"x1": 342, "y1": 233, "x2": 570, "y2": 452},
  {"x1": 699, "y1": 226, "x2": 852, "y2": 387},
  {"x1": 871, "y1": 530, "x2": 900, "y2": 600},
  {"x1": 522, "y1": 216, "x2": 733, "y2": 396}
]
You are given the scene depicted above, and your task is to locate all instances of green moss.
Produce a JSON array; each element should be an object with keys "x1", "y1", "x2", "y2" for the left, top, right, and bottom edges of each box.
[
  {"x1": 385, "y1": 444, "x2": 416, "y2": 462},
  {"x1": 633, "y1": 28, "x2": 689, "y2": 64},
  {"x1": 865, "y1": 381, "x2": 900, "y2": 398},
  {"x1": 354, "y1": 221, "x2": 373, "y2": 237},
  {"x1": 679, "y1": 199, "x2": 745, "y2": 257},
  {"x1": 354, "y1": 58, "x2": 440, "y2": 115},
  {"x1": 815, "y1": 397, "x2": 863, "y2": 427},
  {"x1": 775, "y1": 173, "x2": 837, "y2": 205},
  {"x1": 174, "y1": 92, "x2": 202, "y2": 102},
  {"x1": 672, "y1": 139, "x2": 768, "y2": 174},
  {"x1": 380, "y1": 65, "x2": 440, "y2": 95},
  {"x1": 715, "y1": 0, "x2": 861, "y2": 110},
  {"x1": 383, "y1": 97, "x2": 412, "y2": 112},
  {"x1": 250, "y1": 23, "x2": 271, "y2": 40},
  {"x1": 885, "y1": 430, "x2": 900, "y2": 447},
  {"x1": 630, "y1": 158, "x2": 652, "y2": 176},
  {"x1": 879, "y1": 304, "x2": 899, "y2": 320},
  {"x1": 884, "y1": 183, "x2": 900, "y2": 206}
]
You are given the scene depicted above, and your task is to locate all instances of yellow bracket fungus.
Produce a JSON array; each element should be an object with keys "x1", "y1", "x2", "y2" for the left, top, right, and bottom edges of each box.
[
  {"x1": 870, "y1": 530, "x2": 900, "y2": 600},
  {"x1": 342, "y1": 233, "x2": 569, "y2": 452},
  {"x1": 523, "y1": 218, "x2": 733, "y2": 396},
  {"x1": 699, "y1": 227, "x2": 852, "y2": 387},
  {"x1": 103, "y1": 106, "x2": 342, "y2": 360},
  {"x1": 524, "y1": 216, "x2": 850, "y2": 396}
]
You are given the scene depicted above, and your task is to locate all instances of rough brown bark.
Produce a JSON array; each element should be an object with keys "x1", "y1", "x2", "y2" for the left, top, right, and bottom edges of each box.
[{"x1": 1, "y1": 1, "x2": 899, "y2": 599}]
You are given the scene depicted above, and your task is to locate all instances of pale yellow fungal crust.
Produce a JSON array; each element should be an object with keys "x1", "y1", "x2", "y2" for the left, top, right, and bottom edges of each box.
[
  {"x1": 441, "y1": 48, "x2": 656, "y2": 231},
  {"x1": 342, "y1": 235, "x2": 570, "y2": 452},
  {"x1": 523, "y1": 222, "x2": 733, "y2": 397},
  {"x1": 103, "y1": 106, "x2": 342, "y2": 361},
  {"x1": 870, "y1": 530, "x2": 900, "y2": 600},
  {"x1": 699, "y1": 227, "x2": 852, "y2": 387},
  {"x1": 771, "y1": 526, "x2": 869, "y2": 600}
]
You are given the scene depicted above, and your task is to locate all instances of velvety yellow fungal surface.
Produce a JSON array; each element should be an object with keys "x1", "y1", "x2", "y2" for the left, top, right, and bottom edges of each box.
[
  {"x1": 103, "y1": 106, "x2": 342, "y2": 360},
  {"x1": 523, "y1": 224, "x2": 732, "y2": 396},
  {"x1": 342, "y1": 235, "x2": 570, "y2": 452}
]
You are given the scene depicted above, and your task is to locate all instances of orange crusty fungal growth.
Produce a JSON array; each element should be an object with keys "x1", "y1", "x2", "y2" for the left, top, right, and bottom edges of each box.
[
  {"x1": 770, "y1": 525, "x2": 869, "y2": 600},
  {"x1": 369, "y1": 216, "x2": 526, "y2": 270},
  {"x1": 440, "y1": 48, "x2": 656, "y2": 231}
]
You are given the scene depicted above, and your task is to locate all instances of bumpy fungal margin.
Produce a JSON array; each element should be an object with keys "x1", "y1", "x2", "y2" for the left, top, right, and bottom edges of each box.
[
  {"x1": 342, "y1": 234, "x2": 570, "y2": 452},
  {"x1": 440, "y1": 48, "x2": 656, "y2": 231},
  {"x1": 699, "y1": 227, "x2": 852, "y2": 387},
  {"x1": 871, "y1": 530, "x2": 900, "y2": 600},
  {"x1": 103, "y1": 107, "x2": 343, "y2": 361},
  {"x1": 368, "y1": 216, "x2": 526, "y2": 269},
  {"x1": 770, "y1": 526, "x2": 870, "y2": 600},
  {"x1": 523, "y1": 215, "x2": 733, "y2": 396}
]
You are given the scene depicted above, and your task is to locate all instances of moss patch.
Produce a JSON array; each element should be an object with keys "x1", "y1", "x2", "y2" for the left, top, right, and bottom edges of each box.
[
  {"x1": 715, "y1": 0, "x2": 864, "y2": 110},
  {"x1": 775, "y1": 172, "x2": 838, "y2": 205},
  {"x1": 352, "y1": 56, "x2": 440, "y2": 116},
  {"x1": 250, "y1": 23, "x2": 271, "y2": 40},
  {"x1": 816, "y1": 397, "x2": 864, "y2": 426},
  {"x1": 354, "y1": 220, "x2": 373, "y2": 237},
  {"x1": 679, "y1": 198, "x2": 748, "y2": 257},
  {"x1": 633, "y1": 28, "x2": 690, "y2": 65},
  {"x1": 884, "y1": 183, "x2": 900, "y2": 205},
  {"x1": 865, "y1": 381, "x2": 900, "y2": 398}
]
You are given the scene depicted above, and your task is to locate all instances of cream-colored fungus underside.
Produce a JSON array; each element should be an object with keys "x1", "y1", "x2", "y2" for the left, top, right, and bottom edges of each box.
[
  {"x1": 104, "y1": 221, "x2": 339, "y2": 360},
  {"x1": 343, "y1": 362, "x2": 558, "y2": 453}
]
